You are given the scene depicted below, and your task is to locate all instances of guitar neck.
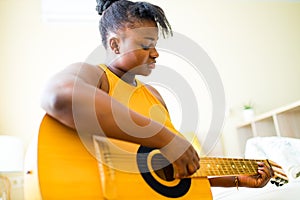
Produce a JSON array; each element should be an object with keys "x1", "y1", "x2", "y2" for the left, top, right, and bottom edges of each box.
[{"x1": 192, "y1": 157, "x2": 266, "y2": 177}]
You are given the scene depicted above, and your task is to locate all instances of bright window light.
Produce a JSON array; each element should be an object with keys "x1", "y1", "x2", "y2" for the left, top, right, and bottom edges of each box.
[{"x1": 41, "y1": 0, "x2": 99, "y2": 23}]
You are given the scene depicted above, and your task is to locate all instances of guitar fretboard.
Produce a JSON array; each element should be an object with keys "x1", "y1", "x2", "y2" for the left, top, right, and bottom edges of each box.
[{"x1": 192, "y1": 157, "x2": 265, "y2": 177}]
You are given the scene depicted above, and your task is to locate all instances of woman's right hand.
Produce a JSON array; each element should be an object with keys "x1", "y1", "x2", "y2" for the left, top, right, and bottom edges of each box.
[{"x1": 159, "y1": 135, "x2": 200, "y2": 179}]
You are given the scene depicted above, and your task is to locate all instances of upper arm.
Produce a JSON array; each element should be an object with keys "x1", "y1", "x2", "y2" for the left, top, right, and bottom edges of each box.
[
  {"x1": 40, "y1": 62, "x2": 106, "y2": 125},
  {"x1": 64, "y1": 62, "x2": 104, "y2": 86}
]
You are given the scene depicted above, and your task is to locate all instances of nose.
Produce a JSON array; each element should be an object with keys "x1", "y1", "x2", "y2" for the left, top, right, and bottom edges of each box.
[{"x1": 150, "y1": 47, "x2": 159, "y2": 59}]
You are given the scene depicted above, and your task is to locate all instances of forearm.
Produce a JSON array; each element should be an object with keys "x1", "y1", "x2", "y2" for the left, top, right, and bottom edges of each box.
[
  {"x1": 94, "y1": 90, "x2": 176, "y2": 148},
  {"x1": 209, "y1": 176, "x2": 241, "y2": 188},
  {"x1": 42, "y1": 78, "x2": 177, "y2": 149}
]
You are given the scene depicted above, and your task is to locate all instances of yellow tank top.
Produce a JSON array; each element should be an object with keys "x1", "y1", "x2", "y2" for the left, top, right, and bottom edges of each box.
[
  {"x1": 99, "y1": 64, "x2": 178, "y2": 134},
  {"x1": 98, "y1": 64, "x2": 202, "y2": 154}
]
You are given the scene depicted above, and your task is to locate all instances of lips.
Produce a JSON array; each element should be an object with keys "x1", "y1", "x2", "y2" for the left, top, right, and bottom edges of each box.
[{"x1": 148, "y1": 62, "x2": 156, "y2": 69}]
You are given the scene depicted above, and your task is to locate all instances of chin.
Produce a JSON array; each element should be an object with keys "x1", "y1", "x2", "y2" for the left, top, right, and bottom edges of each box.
[
  {"x1": 136, "y1": 68, "x2": 152, "y2": 76},
  {"x1": 140, "y1": 72, "x2": 152, "y2": 76},
  {"x1": 144, "y1": 69, "x2": 153, "y2": 76}
]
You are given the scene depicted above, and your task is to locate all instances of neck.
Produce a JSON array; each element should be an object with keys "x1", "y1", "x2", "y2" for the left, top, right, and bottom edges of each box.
[
  {"x1": 192, "y1": 157, "x2": 264, "y2": 177},
  {"x1": 107, "y1": 65, "x2": 136, "y2": 86}
]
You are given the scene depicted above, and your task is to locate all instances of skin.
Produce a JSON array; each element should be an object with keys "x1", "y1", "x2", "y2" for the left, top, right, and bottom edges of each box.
[
  {"x1": 41, "y1": 19, "x2": 274, "y2": 186},
  {"x1": 41, "y1": 20, "x2": 200, "y2": 179},
  {"x1": 209, "y1": 162, "x2": 274, "y2": 188}
]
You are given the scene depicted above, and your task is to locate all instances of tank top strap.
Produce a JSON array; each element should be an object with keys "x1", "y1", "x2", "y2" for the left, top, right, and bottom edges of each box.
[
  {"x1": 98, "y1": 64, "x2": 142, "y2": 87},
  {"x1": 98, "y1": 64, "x2": 108, "y2": 71}
]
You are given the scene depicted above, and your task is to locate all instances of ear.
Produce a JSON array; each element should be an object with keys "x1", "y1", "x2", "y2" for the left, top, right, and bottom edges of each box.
[{"x1": 108, "y1": 37, "x2": 120, "y2": 54}]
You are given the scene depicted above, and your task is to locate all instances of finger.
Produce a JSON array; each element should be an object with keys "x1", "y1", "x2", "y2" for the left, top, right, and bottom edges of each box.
[
  {"x1": 194, "y1": 150, "x2": 200, "y2": 160},
  {"x1": 257, "y1": 164, "x2": 269, "y2": 175},
  {"x1": 257, "y1": 162, "x2": 265, "y2": 168},
  {"x1": 187, "y1": 163, "x2": 198, "y2": 175},
  {"x1": 193, "y1": 155, "x2": 200, "y2": 169},
  {"x1": 258, "y1": 169, "x2": 268, "y2": 178},
  {"x1": 258, "y1": 168, "x2": 272, "y2": 182},
  {"x1": 195, "y1": 160, "x2": 200, "y2": 170},
  {"x1": 173, "y1": 163, "x2": 188, "y2": 179},
  {"x1": 258, "y1": 162, "x2": 274, "y2": 177}
]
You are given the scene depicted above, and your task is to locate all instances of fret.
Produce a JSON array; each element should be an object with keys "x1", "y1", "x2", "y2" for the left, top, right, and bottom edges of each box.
[
  {"x1": 192, "y1": 157, "x2": 263, "y2": 177},
  {"x1": 238, "y1": 160, "x2": 248, "y2": 174},
  {"x1": 248, "y1": 159, "x2": 259, "y2": 174}
]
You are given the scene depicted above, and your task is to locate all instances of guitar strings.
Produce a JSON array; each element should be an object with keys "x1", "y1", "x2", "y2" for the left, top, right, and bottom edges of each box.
[
  {"x1": 97, "y1": 153, "x2": 287, "y2": 181},
  {"x1": 98, "y1": 154, "x2": 262, "y2": 176}
]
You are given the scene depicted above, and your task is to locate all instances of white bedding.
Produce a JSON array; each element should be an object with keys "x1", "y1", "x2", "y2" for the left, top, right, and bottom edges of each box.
[
  {"x1": 211, "y1": 181, "x2": 300, "y2": 200},
  {"x1": 211, "y1": 136, "x2": 300, "y2": 200},
  {"x1": 245, "y1": 136, "x2": 300, "y2": 181}
]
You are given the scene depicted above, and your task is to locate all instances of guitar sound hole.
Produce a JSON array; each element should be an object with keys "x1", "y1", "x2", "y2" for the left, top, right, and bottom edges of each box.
[{"x1": 151, "y1": 154, "x2": 175, "y2": 181}]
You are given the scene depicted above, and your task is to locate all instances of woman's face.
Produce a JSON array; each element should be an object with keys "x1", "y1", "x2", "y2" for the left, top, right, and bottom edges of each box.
[{"x1": 111, "y1": 20, "x2": 159, "y2": 76}]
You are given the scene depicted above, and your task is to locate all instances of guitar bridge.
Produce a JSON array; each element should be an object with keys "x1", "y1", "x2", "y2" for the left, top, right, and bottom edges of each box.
[{"x1": 93, "y1": 136, "x2": 117, "y2": 200}]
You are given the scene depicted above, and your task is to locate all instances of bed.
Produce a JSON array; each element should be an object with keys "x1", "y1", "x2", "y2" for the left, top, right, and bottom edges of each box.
[{"x1": 211, "y1": 136, "x2": 300, "y2": 200}]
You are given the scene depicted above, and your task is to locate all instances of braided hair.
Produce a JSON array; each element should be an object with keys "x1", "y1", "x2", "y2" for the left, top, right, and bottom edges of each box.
[{"x1": 96, "y1": 0, "x2": 173, "y2": 48}]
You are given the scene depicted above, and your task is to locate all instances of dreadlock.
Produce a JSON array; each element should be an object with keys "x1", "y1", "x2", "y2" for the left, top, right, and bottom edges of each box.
[{"x1": 96, "y1": 0, "x2": 173, "y2": 48}]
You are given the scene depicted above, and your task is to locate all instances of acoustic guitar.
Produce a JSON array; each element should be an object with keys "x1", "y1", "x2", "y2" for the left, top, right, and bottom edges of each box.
[{"x1": 36, "y1": 114, "x2": 288, "y2": 200}]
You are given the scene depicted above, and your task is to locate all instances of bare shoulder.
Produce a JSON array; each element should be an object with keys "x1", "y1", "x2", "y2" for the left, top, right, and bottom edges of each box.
[
  {"x1": 145, "y1": 84, "x2": 168, "y2": 110},
  {"x1": 61, "y1": 62, "x2": 107, "y2": 89},
  {"x1": 63, "y1": 62, "x2": 103, "y2": 78}
]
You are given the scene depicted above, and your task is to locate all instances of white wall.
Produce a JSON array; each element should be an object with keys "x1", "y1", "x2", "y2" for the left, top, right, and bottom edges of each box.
[{"x1": 1, "y1": 0, "x2": 300, "y2": 157}]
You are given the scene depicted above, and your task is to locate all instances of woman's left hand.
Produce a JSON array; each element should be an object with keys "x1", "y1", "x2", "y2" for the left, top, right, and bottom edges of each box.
[{"x1": 238, "y1": 162, "x2": 274, "y2": 188}]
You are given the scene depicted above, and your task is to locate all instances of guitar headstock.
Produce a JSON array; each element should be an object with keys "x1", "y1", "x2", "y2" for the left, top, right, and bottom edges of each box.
[{"x1": 267, "y1": 160, "x2": 289, "y2": 187}]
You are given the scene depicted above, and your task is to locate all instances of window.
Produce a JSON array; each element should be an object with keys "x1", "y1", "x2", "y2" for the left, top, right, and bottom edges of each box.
[{"x1": 42, "y1": 0, "x2": 99, "y2": 22}]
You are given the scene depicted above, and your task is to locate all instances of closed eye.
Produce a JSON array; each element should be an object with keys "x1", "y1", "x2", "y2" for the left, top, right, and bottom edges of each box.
[{"x1": 141, "y1": 44, "x2": 151, "y2": 50}]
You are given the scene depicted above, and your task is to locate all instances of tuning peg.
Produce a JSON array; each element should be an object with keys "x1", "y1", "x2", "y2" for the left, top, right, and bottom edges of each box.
[{"x1": 270, "y1": 177, "x2": 288, "y2": 187}]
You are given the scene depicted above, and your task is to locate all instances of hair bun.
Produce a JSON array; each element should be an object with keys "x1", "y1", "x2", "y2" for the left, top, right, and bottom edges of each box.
[{"x1": 96, "y1": 0, "x2": 120, "y2": 15}]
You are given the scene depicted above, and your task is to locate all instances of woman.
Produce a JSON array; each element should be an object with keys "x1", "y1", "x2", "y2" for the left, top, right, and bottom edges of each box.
[{"x1": 41, "y1": 0, "x2": 273, "y2": 192}]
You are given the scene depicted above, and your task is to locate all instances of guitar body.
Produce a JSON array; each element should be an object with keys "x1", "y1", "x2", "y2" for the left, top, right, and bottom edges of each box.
[{"x1": 37, "y1": 115, "x2": 213, "y2": 200}]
